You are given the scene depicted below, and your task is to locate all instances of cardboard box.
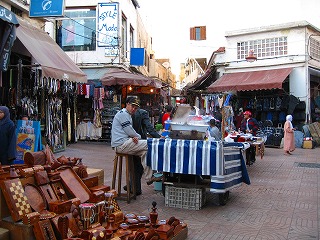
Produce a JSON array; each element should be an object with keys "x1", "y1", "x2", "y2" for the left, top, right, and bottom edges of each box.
[
  {"x1": 87, "y1": 168, "x2": 104, "y2": 185},
  {"x1": 303, "y1": 140, "x2": 316, "y2": 149}
]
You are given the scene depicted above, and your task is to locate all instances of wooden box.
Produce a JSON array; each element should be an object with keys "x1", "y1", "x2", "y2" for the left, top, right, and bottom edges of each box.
[
  {"x1": 82, "y1": 176, "x2": 98, "y2": 189},
  {"x1": 87, "y1": 168, "x2": 104, "y2": 185},
  {"x1": 49, "y1": 200, "x2": 73, "y2": 214},
  {"x1": 89, "y1": 185, "x2": 110, "y2": 193}
]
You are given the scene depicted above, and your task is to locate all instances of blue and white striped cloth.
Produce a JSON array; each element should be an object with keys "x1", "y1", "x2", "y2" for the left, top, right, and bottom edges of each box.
[{"x1": 147, "y1": 139, "x2": 250, "y2": 193}]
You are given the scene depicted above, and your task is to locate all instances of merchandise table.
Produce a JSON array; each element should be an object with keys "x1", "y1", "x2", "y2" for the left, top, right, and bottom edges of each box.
[{"x1": 146, "y1": 139, "x2": 250, "y2": 196}]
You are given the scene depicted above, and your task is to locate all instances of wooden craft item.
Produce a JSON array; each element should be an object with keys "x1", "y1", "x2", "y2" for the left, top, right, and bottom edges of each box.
[
  {"x1": 24, "y1": 183, "x2": 47, "y2": 212},
  {"x1": 24, "y1": 183, "x2": 56, "y2": 220},
  {"x1": 19, "y1": 167, "x2": 35, "y2": 178},
  {"x1": 51, "y1": 213, "x2": 82, "y2": 238},
  {"x1": 57, "y1": 155, "x2": 69, "y2": 165},
  {"x1": 0, "y1": 171, "x2": 10, "y2": 180},
  {"x1": 48, "y1": 171, "x2": 61, "y2": 182},
  {"x1": 89, "y1": 185, "x2": 111, "y2": 193},
  {"x1": 9, "y1": 165, "x2": 19, "y2": 178},
  {"x1": 49, "y1": 199, "x2": 72, "y2": 214},
  {"x1": 155, "y1": 225, "x2": 174, "y2": 240},
  {"x1": 74, "y1": 165, "x2": 88, "y2": 179},
  {"x1": 79, "y1": 203, "x2": 96, "y2": 221},
  {"x1": 95, "y1": 201, "x2": 105, "y2": 224},
  {"x1": 80, "y1": 226, "x2": 107, "y2": 240},
  {"x1": 33, "y1": 165, "x2": 45, "y2": 172},
  {"x1": 58, "y1": 215, "x2": 69, "y2": 239},
  {"x1": 82, "y1": 175, "x2": 98, "y2": 189},
  {"x1": 51, "y1": 181, "x2": 68, "y2": 201},
  {"x1": 173, "y1": 224, "x2": 183, "y2": 236},
  {"x1": 132, "y1": 231, "x2": 145, "y2": 240},
  {"x1": 33, "y1": 219, "x2": 57, "y2": 240},
  {"x1": 110, "y1": 211, "x2": 124, "y2": 225},
  {"x1": 0, "y1": 178, "x2": 32, "y2": 221},
  {"x1": 89, "y1": 190, "x2": 105, "y2": 203},
  {"x1": 71, "y1": 197, "x2": 81, "y2": 206},
  {"x1": 111, "y1": 198, "x2": 121, "y2": 213},
  {"x1": 59, "y1": 167, "x2": 91, "y2": 203},
  {"x1": 34, "y1": 170, "x2": 50, "y2": 185},
  {"x1": 22, "y1": 211, "x2": 40, "y2": 225},
  {"x1": 145, "y1": 228, "x2": 159, "y2": 240},
  {"x1": 40, "y1": 184, "x2": 58, "y2": 203},
  {"x1": 24, "y1": 151, "x2": 46, "y2": 166}
]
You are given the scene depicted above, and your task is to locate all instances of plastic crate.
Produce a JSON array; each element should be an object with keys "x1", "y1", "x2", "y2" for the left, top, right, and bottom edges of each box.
[{"x1": 165, "y1": 186, "x2": 206, "y2": 210}]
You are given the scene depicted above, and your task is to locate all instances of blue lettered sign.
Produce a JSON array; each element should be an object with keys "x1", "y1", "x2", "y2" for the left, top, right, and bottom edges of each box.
[
  {"x1": 30, "y1": 0, "x2": 65, "y2": 18},
  {"x1": 98, "y1": 2, "x2": 119, "y2": 47}
]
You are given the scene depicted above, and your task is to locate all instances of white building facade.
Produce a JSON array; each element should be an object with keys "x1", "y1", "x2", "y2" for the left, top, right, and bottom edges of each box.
[
  {"x1": 211, "y1": 21, "x2": 320, "y2": 124},
  {"x1": 48, "y1": 0, "x2": 150, "y2": 80}
]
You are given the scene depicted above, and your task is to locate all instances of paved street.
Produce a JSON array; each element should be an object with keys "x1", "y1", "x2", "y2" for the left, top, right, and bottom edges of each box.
[{"x1": 55, "y1": 141, "x2": 320, "y2": 240}]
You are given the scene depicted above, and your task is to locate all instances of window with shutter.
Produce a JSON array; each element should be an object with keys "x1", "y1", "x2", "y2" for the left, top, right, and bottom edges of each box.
[{"x1": 190, "y1": 26, "x2": 206, "y2": 40}]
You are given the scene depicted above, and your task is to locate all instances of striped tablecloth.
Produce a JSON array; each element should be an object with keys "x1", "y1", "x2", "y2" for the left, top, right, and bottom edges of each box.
[{"x1": 147, "y1": 139, "x2": 250, "y2": 193}]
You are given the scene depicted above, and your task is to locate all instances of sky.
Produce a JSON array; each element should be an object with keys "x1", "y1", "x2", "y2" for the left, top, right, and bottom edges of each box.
[{"x1": 137, "y1": 0, "x2": 320, "y2": 77}]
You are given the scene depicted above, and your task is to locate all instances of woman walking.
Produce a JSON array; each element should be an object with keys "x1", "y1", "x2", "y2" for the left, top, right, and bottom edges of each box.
[{"x1": 283, "y1": 114, "x2": 295, "y2": 155}]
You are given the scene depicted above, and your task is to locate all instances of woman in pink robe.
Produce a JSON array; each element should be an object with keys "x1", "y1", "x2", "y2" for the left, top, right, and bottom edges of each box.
[{"x1": 283, "y1": 115, "x2": 295, "y2": 155}]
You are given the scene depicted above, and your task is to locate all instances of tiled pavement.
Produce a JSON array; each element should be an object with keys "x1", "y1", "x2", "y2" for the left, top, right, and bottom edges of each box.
[{"x1": 55, "y1": 141, "x2": 320, "y2": 240}]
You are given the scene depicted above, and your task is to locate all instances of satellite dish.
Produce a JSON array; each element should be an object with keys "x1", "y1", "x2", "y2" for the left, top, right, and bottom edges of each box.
[{"x1": 162, "y1": 62, "x2": 170, "y2": 69}]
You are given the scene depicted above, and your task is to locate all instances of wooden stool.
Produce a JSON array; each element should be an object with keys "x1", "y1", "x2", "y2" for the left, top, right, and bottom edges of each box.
[{"x1": 112, "y1": 153, "x2": 136, "y2": 203}]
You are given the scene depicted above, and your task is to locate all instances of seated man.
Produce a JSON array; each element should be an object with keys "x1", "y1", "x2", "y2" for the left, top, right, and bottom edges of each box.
[{"x1": 111, "y1": 97, "x2": 154, "y2": 193}]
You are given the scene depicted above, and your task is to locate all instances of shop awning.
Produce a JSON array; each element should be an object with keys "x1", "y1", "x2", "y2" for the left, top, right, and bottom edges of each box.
[
  {"x1": 100, "y1": 67, "x2": 162, "y2": 88},
  {"x1": 16, "y1": 20, "x2": 87, "y2": 83},
  {"x1": 184, "y1": 67, "x2": 216, "y2": 92},
  {"x1": 208, "y1": 68, "x2": 292, "y2": 92}
]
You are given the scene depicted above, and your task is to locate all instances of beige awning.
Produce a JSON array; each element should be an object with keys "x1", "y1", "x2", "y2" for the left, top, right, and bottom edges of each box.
[{"x1": 16, "y1": 19, "x2": 87, "y2": 83}]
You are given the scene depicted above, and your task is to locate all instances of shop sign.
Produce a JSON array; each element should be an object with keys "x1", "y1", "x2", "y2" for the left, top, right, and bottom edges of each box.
[
  {"x1": 130, "y1": 48, "x2": 145, "y2": 66},
  {"x1": 98, "y1": 2, "x2": 119, "y2": 47},
  {"x1": 30, "y1": 0, "x2": 65, "y2": 17},
  {"x1": 0, "y1": 6, "x2": 19, "y2": 71},
  {"x1": 0, "y1": 6, "x2": 19, "y2": 24}
]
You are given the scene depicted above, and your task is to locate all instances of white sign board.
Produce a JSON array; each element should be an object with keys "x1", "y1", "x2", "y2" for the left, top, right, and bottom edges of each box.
[{"x1": 97, "y1": 2, "x2": 119, "y2": 47}]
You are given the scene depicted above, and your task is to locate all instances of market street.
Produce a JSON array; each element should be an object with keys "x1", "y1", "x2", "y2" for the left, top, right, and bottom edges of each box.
[{"x1": 55, "y1": 141, "x2": 320, "y2": 239}]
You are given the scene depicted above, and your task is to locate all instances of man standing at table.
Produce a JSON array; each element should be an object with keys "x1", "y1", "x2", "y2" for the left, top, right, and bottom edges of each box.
[
  {"x1": 111, "y1": 97, "x2": 154, "y2": 193},
  {"x1": 130, "y1": 105, "x2": 161, "y2": 194},
  {"x1": 240, "y1": 110, "x2": 259, "y2": 165}
]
